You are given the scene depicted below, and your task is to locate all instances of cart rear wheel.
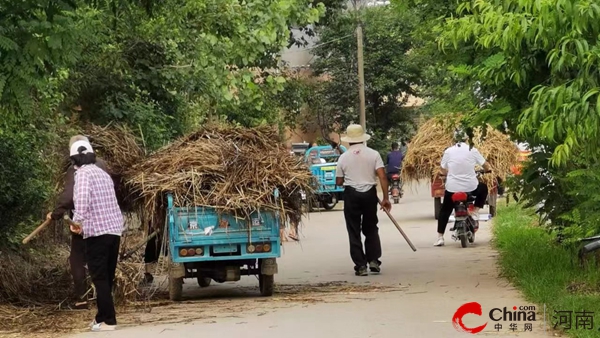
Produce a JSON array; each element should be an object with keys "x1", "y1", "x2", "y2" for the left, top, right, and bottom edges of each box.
[
  {"x1": 434, "y1": 197, "x2": 442, "y2": 220},
  {"x1": 169, "y1": 277, "x2": 183, "y2": 301},
  {"x1": 322, "y1": 195, "x2": 338, "y2": 210},
  {"x1": 197, "y1": 276, "x2": 211, "y2": 288},
  {"x1": 259, "y1": 274, "x2": 274, "y2": 296}
]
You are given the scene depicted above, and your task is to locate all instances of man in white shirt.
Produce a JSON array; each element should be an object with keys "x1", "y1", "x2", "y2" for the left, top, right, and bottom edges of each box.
[
  {"x1": 334, "y1": 124, "x2": 392, "y2": 276},
  {"x1": 434, "y1": 129, "x2": 492, "y2": 247}
]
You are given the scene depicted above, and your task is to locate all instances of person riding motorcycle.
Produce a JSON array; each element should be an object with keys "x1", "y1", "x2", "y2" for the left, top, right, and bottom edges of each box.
[
  {"x1": 386, "y1": 142, "x2": 404, "y2": 192},
  {"x1": 434, "y1": 128, "x2": 492, "y2": 247}
]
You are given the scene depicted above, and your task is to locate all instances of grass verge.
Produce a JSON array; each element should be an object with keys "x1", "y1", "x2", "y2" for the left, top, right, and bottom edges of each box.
[{"x1": 494, "y1": 204, "x2": 600, "y2": 338}]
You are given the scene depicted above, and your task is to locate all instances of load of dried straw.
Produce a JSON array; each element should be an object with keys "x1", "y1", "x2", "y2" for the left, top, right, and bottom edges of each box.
[
  {"x1": 126, "y1": 124, "x2": 313, "y2": 229},
  {"x1": 401, "y1": 117, "x2": 519, "y2": 190},
  {"x1": 85, "y1": 124, "x2": 146, "y2": 213}
]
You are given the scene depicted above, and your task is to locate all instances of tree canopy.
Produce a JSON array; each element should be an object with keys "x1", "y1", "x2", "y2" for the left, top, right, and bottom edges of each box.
[
  {"x1": 298, "y1": 5, "x2": 422, "y2": 154},
  {"x1": 0, "y1": 0, "x2": 325, "y2": 243}
]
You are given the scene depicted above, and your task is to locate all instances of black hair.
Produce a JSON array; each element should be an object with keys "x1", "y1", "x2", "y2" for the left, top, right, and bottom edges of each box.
[
  {"x1": 392, "y1": 142, "x2": 399, "y2": 150},
  {"x1": 70, "y1": 146, "x2": 96, "y2": 167}
]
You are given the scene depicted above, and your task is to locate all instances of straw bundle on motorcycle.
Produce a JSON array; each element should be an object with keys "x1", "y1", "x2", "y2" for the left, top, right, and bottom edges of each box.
[{"x1": 401, "y1": 117, "x2": 519, "y2": 191}]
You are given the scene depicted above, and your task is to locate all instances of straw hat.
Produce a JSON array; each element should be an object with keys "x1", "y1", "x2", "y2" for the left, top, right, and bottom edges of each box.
[{"x1": 341, "y1": 124, "x2": 371, "y2": 143}]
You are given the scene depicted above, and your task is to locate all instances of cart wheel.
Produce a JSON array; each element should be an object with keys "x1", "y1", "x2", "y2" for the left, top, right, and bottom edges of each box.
[
  {"x1": 489, "y1": 205, "x2": 496, "y2": 217},
  {"x1": 197, "y1": 276, "x2": 211, "y2": 288},
  {"x1": 259, "y1": 274, "x2": 274, "y2": 296},
  {"x1": 322, "y1": 195, "x2": 338, "y2": 210},
  {"x1": 169, "y1": 276, "x2": 183, "y2": 301},
  {"x1": 434, "y1": 197, "x2": 442, "y2": 220}
]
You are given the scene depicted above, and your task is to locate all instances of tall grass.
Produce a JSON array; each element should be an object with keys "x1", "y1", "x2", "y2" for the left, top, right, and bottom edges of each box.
[{"x1": 494, "y1": 205, "x2": 600, "y2": 338}]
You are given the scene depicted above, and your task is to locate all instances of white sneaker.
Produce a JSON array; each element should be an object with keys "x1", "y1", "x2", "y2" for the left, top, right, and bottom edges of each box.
[
  {"x1": 433, "y1": 238, "x2": 445, "y2": 247},
  {"x1": 91, "y1": 322, "x2": 116, "y2": 331},
  {"x1": 89, "y1": 320, "x2": 96, "y2": 328},
  {"x1": 470, "y1": 209, "x2": 480, "y2": 221}
]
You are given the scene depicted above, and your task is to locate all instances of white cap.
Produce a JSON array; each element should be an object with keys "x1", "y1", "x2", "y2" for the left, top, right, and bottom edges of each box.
[{"x1": 70, "y1": 140, "x2": 94, "y2": 156}]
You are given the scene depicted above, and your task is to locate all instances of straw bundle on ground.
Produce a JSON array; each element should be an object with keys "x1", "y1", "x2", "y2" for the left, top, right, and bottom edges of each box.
[
  {"x1": 402, "y1": 117, "x2": 519, "y2": 190},
  {"x1": 127, "y1": 125, "x2": 314, "y2": 228}
]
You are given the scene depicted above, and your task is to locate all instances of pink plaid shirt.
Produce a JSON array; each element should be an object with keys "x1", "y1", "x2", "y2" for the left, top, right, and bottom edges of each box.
[{"x1": 73, "y1": 164, "x2": 123, "y2": 239}]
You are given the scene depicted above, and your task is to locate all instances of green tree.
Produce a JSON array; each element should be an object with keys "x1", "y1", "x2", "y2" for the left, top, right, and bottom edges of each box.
[
  {"x1": 307, "y1": 5, "x2": 422, "y2": 153},
  {"x1": 0, "y1": 0, "x2": 326, "y2": 243},
  {"x1": 437, "y1": 0, "x2": 600, "y2": 239}
]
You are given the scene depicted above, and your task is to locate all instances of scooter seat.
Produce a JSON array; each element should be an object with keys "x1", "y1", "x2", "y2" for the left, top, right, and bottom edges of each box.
[{"x1": 452, "y1": 192, "x2": 476, "y2": 202}]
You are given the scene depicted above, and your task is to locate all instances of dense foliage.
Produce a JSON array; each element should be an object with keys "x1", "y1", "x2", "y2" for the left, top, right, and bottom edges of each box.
[
  {"x1": 0, "y1": 0, "x2": 324, "y2": 244},
  {"x1": 428, "y1": 0, "x2": 600, "y2": 242}
]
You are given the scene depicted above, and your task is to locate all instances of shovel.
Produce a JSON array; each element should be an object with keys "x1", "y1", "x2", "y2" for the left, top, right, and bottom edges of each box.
[{"x1": 378, "y1": 199, "x2": 417, "y2": 252}]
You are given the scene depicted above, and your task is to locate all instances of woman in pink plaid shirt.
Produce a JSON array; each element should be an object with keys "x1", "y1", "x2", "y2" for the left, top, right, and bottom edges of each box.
[{"x1": 70, "y1": 140, "x2": 123, "y2": 332}]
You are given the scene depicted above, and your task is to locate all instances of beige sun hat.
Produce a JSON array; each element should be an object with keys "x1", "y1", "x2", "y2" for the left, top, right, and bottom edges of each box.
[{"x1": 340, "y1": 124, "x2": 371, "y2": 143}]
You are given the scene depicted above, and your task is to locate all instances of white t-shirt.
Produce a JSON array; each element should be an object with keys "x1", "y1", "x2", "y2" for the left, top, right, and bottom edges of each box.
[
  {"x1": 440, "y1": 143, "x2": 486, "y2": 193},
  {"x1": 336, "y1": 144, "x2": 385, "y2": 192}
]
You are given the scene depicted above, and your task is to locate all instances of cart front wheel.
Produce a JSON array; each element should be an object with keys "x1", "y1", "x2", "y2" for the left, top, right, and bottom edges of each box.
[
  {"x1": 259, "y1": 274, "x2": 274, "y2": 296},
  {"x1": 197, "y1": 276, "x2": 212, "y2": 288},
  {"x1": 169, "y1": 277, "x2": 183, "y2": 301},
  {"x1": 434, "y1": 197, "x2": 442, "y2": 220}
]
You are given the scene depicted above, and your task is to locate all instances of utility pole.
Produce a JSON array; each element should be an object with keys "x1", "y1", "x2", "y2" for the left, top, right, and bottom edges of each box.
[{"x1": 356, "y1": 24, "x2": 366, "y2": 130}]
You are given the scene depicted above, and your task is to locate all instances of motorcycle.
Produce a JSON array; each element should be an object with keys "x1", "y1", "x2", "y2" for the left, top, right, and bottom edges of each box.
[
  {"x1": 449, "y1": 170, "x2": 490, "y2": 248},
  {"x1": 390, "y1": 174, "x2": 403, "y2": 204}
]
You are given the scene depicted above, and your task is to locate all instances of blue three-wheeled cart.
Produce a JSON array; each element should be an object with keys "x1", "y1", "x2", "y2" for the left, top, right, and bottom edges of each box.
[{"x1": 166, "y1": 191, "x2": 282, "y2": 301}]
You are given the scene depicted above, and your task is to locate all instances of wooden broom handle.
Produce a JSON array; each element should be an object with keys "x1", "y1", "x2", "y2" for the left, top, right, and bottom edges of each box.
[{"x1": 22, "y1": 219, "x2": 53, "y2": 244}]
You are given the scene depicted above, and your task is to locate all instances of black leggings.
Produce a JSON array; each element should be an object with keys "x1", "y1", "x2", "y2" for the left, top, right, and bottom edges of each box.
[
  {"x1": 437, "y1": 183, "x2": 488, "y2": 234},
  {"x1": 86, "y1": 235, "x2": 120, "y2": 326}
]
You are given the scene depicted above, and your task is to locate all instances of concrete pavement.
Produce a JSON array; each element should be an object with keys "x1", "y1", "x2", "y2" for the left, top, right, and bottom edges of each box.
[{"x1": 72, "y1": 183, "x2": 551, "y2": 338}]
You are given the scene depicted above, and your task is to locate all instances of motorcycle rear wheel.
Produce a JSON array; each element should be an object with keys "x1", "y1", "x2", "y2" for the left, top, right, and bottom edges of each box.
[{"x1": 460, "y1": 233, "x2": 468, "y2": 248}]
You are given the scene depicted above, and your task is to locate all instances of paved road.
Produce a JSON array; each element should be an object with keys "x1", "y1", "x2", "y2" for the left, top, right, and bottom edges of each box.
[{"x1": 73, "y1": 183, "x2": 551, "y2": 338}]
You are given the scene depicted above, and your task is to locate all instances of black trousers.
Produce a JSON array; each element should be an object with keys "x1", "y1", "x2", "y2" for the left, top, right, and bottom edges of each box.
[
  {"x1": 144, "y1": 232, "x2": 167, "y2": 264},
  {"x1": 85, "y1": 234, "x2": 120, "y2": 326},
  {"x1": 70, "y1": 233, "x2": 88, "y2": 301},
  {"x1": 437, "y1": 183, "x2": 488, "y2": 234},
  {"x1": 343, "y1": 186, "x2": 382, "y2": 269},
  {"x1": 144, "y1": 234, "x2": 159, "y2": 264}
]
